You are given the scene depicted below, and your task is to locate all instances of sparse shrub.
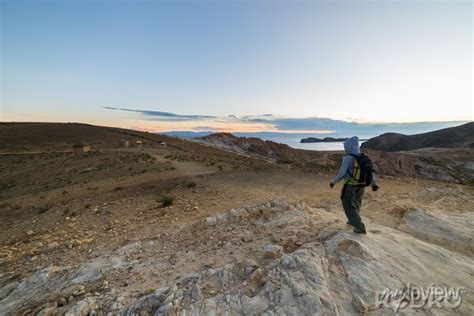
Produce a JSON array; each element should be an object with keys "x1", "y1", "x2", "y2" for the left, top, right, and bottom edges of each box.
[
  {"x1": 182, "y1": 181, "x2": 196, "y2": 189},
  {"x1": 157, "y1": 194, "x2": 174, "y2": 207},
  {"x1": 37, "y1": 205, "x2": 50, "y2": 214},
  {"x1": 465, "y1": 179, "x2": 474, "y2": 186},
  {"x1": 114, "y1": 186, "x2": 123, "y2": 191}
]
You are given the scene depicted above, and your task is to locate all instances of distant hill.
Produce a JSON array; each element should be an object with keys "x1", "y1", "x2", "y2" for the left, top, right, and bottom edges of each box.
[
  {"x1": 195, "y1": 133, "x2": 318, "y2": 163},
  {"x1": 361, "y1": 122, "x2": 474, "y2": 152},
  {"x1": 0, "y1": 122, "x2": 174, "y2": 152}
]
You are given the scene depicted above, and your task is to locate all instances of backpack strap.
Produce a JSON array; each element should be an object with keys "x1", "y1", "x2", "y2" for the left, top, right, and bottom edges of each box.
[{"x1": 344, "y1": 153, "x2": 359, "y2": 178}]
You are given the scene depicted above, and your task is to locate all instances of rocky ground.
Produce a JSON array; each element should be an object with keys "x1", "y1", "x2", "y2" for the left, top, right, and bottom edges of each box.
[{"x1": 0, "y1": 123, "x2": 473, "y2": 315}]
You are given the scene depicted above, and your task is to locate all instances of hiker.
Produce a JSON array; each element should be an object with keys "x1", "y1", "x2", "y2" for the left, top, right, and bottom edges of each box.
[{"x1": 330, "y1": 136, "x2": 379, "y2": 234}]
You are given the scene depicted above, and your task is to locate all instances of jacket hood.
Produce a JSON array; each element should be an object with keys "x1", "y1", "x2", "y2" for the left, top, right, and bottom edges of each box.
[{"x1": 344, "y1": 136, "x2": 360, "y2": 154}]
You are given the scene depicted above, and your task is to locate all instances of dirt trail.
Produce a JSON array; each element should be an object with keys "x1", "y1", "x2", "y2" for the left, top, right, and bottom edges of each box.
[{"x1": 150, "y1": 151, "x2": 217, "y2": 179}]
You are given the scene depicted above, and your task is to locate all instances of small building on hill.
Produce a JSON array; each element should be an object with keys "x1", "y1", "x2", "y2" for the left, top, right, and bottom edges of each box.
[
  {"x1": 73, "y1": 142, "x2": 91, "y2": 154},
  {"x1": 159, "y1": 141, "x2": 166, "y2": 147},
  {"x1": 118, "y1": 139, "x2": 130, "y2": 148},
  {"x1": 135, "y1": 140, "x2": 143, "y2": 148}
]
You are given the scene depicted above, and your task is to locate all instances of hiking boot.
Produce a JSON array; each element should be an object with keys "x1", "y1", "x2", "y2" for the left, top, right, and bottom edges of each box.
[
  {"x1": 346, "y1": 221, "x2": 355, "y2": 227},
  {"x1": 353, "y1": 227, "x2": 367, "y2": 234}
]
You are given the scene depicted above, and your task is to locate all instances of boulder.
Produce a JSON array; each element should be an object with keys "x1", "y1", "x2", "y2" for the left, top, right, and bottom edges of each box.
[{"x1": 262, "y1": 244, "x2": 283, "y2": 259}]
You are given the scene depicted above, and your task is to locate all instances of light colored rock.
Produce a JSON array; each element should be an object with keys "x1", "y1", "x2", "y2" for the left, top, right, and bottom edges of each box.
[
  {"x1": 47, "y1": 242, "x2": 60, "y2": 249},
  {"x1": 0, "y1": 244, "x2": 135, "y2": 315},
  {"x1": 262, "y1": 244, "x2": 283, "y2": 259},
  {"x1": 65, "y1": 297, "x2": 97, "y2": 316},
  {"x1": 401, "y1": 209, "x2": 474, "y2": 252},
  {"x1": 216, "y1": 212, "x2": 229, "y2": 223},
  {"x1": 37, "y1": 306, "x2": 57, "y2": 316},
  {"x1": 0, "y1": 282, "x2": 18, "y2": 300},
  {"x1": 4, "y1": 200, "x2": 474, "y2": 315},
  {"x1": 124, "y1": 223, "x2": 474, "y2": 315},
  {"x1": 230, "y1": 207, "x2": 248, "y2": 218},
  {"x1": 352, "y1": 294, "x2": 368, "y2": 313},
  {"x1": 205, "y1": 217, "x2": 217, "y2": 227}
]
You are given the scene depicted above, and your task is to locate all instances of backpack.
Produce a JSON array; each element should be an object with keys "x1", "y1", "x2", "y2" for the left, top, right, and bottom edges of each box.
[{"x1": 346, "y1": 153, "x2": 374, "y2": 187}]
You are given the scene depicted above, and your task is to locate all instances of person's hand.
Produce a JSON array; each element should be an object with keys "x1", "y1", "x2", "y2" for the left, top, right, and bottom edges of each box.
[
  {"x1": 330, "y1": 182, "x2": 334, "y2": 189},
  {"x1": 372, "y1": 185, "x2": 379, "y2": 192}
]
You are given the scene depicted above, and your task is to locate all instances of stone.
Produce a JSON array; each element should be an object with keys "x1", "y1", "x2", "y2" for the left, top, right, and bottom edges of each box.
[
  {"x1": 0, "y1": 244, "x2": 134, "y2": 315},
  {"x1": 65, "y1": 297, "x2": 97, "y2": 316},
  {"x1": 3, "y1": 200, "x2": 474, "y2": 315},
  {"x1": 38, "y1": 306, "x2": 57, "y2": 316},
  {"x1": 0, "y1": 282, "x2": 18, "y2": 300},
  {"x1": 230, "y1": 208, "x2": 248, "y2": 218},
  {"x1": 205, "y1": 217, "x2": 217, "y2": 227},
  {"x1": 352, "y1": 295, "x2": 368, "y2": 313},
  {"x1": 47, "y1": 242, "x2": 60, "y2": 249},
  {"x1": 262, "y1": 244, "x2": 283, "y2": 259},
  {"x1": 26, "y1": 229, "x2": 34, "y2": 236},
  {"x1": 400, "y1": 209, "x2": 474, "y2": 252},
  {"x1": 124, "y1": 216, "x2": 474, "y2": 314},
  {"x1": 249, "y1": 268, "x2": 263, "y2": 284}
]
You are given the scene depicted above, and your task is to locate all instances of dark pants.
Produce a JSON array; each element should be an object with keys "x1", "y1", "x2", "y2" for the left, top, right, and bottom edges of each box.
[{"x1": 341, "y1": 184, "x2": 365, "y2": 230}]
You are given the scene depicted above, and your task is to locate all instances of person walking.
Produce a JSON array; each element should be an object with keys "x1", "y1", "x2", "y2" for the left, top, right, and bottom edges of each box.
[{"x1": 330, "y1": 136, "x2": 379, "y2": 234}]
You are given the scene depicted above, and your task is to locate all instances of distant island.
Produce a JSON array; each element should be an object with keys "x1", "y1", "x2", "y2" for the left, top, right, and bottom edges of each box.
[{"x1": 300, "y1": 137, "x2": 349, "y2": 143}]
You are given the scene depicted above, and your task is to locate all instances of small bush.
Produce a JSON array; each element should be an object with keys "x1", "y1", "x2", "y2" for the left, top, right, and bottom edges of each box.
[
  {"x1": 37, "y1": 205, "x2": 50, "y2": 214},
  {"x1": 465, "y1": 179, "x2": 474, "y2": 186},
  {"x1": 182, "y1": 181, "x2": 196, "y2": 189},
  {"x1": 158, "y1": 194, "x2": 174, "y2": 207}
]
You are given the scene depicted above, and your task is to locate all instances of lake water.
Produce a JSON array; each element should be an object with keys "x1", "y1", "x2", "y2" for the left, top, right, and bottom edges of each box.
[
  {"x1": 254, "y1": 135, "x2": 367, "y2": 151},
  {"x1": 166, "y1": 131, "x2": 368, "y2": 152}
]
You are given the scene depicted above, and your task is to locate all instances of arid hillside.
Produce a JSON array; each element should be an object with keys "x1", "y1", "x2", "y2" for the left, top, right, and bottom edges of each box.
[
  {"x1": 195, "y1": 132, "x2": 319, "y2": 163},
  {"x1": 0, "y1": 123, "x2": 473, "y2": 315},
  {"x1": 361, "y1": 122, "x2": 474, "y2": 151},
  {"x1": 193, "y1": 130, "x2": 474, "y2": 184}
]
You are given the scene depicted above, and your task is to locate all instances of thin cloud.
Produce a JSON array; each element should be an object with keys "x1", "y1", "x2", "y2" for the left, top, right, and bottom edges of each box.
[
  {"x1": 104, "y1": 106, "x2": 468, "y2": 136},
  {"x1": 192, "y1": 126, "x2": 232, "y2": 132},
  {"x1": 104, "y1": 107, "x2": 216, "y2": 120}
]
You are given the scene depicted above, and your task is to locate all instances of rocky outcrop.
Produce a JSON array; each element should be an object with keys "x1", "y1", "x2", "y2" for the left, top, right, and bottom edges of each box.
[
  {"x1": 366, "y1": 148, "x2": 474, "y2": 184},
  {"x1": 400, "y1": 208, "x2": 474, "y2": 252},
  {"x1": 1, "y1": 200, "x2": 473, "y2": 315},
  {"x1": 125, "y1": 225, "x2": 473, "y2": 315},
  {"x1": 0, "y1": 246, "x2": 136, "y2": 315},
  {"x1": 195, "y1": 133, "x2": 317, "y2": 163}
]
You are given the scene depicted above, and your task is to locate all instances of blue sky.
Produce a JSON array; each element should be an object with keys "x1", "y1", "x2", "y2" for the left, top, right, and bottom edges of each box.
[{"x1": 1, "y1": 0, "x2": 472, "y2": 134}]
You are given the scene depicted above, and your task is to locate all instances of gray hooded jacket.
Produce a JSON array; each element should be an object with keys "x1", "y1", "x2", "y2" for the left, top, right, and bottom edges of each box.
[{"x1": 331, "y1": 136, "x2": 377, "y2": 186}]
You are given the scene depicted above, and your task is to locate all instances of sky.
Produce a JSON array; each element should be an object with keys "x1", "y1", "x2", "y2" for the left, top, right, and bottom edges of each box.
[{"x1": 1, "y1": 0, "x2": 472, "y2": 135}]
